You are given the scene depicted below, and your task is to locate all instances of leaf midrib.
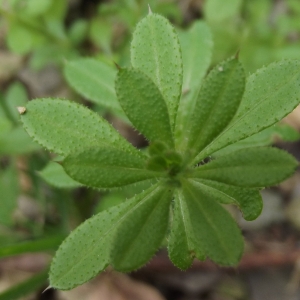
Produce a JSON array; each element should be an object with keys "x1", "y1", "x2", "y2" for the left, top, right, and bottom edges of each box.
[
  {"x1": 185, "y1": 181, "x2": 236, "y2": 260},
  {"x1": 53, "y1": 184, "x2": 162, "y2": 285}
]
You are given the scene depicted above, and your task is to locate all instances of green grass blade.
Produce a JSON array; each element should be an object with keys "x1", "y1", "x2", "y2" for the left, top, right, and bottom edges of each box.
[
  {"x1": 131, "y1": 13, "x2": 183, "y2": 130},
  {"x1": 116, "y1": 68, "x2": 174, "y2": 147},
  {"x1": 193, "y1": 147, "x2": 298, "y2": 188},
  {"x1": 0, "y1": 234, "x2": 66, "y2": 258},
  {"x1": 64, "y1": 58, "x2": 123, "y2": 114},
  {"x1": 0, "y1": 268, "x2": 48, "y2": 300}
]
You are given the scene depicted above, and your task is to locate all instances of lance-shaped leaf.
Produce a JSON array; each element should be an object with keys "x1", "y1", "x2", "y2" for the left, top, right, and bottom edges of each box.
[
  {"x1": 111, "y1": 184, "x2": 172, "y2": 272},
  {"x1": 49, "y1": 184, "x2": 159, "y2": 290},
  {"x1": 175, "y1": 21, "x2": 213, "y2": 145},
  {"x1": 21, "y1": 99, "x2": 141, "y2": 157},
  {"x1": 64, "y1": 58, "x2": 123, "y2": 113},
  {"x1": 212, "y1": 124, "x2": 300, "y2": 157},
  {"x1": 168, "y1": 189, "x2": 205, "y2": 270},
  {"x1": 179, "y1": 57, "x2": 245, "y2": 157},
  {"x1": 190, "y1": 179, "x2": 262, "y2": 221},
  {"x1": 193, "y1": 147, "x2": 298, "y2": 188},
  {"x1": 115, "y1": 68, "x2": 174, "y2": 147},
  {"x1": 182, "y1": 180, "x2": 244, "y2": 265},
  {"x1": 195, "y1": 60, "x2": 300, "y2": 162},
  {"x1": 63, "y1": 147, "x2": 163, "y2": 189},
  {"x1": 39, "y1": 162, "x2": 82, "y2": 189},
  {"x1": 131, "y1": 13, "x2": 183, "y2": 129}
]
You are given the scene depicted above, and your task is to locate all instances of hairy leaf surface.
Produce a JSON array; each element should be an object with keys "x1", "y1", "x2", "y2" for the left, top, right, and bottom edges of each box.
[
  {"x1": 111, "y1": 184, "x2": 172, "y2": 271},
  {"x1": 196, "y1": 60, "x2": 300, "y2": 162},
  {"x1": 193, "y1": 147, "x2": 298, "y2": 188},
  {"x1": 64, "y1": 59, "x2": 122, "y2": 113},
  {"x1": 49, "y1": 185, "x2": 160, "y2": 290},
  {"x1": 63, "y1": 147, "x2": 162, "y2": 188},
  {"x1": 175, "y1": 21, "x2": 212, "y2": 145},
  {"x1": 190, "y1": 179, "x2": 262, "y2": 221},
  {"x1": 131, "y1": 13, "x2": 183, "y2": 129},
  {"x1": 115, "y1": 68, "x2": 174, "y2": 147},
  {"x1": 183, "y1": 180, "x2": 244, "y2": 265},
  {"x1": 21, "y1": 99, "x2": 141, "y2": 157},
  {"x1": 180, "y1": 58, "x2": 245, "y2": 158},
  {"x1": 168, "y1": 189, "x2": 205, "y2": 270}
]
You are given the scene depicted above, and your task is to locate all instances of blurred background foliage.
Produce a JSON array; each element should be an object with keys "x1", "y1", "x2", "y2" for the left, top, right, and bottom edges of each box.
[{"x1": 1, "y1": 0, "x2": 300, "y2": 299}]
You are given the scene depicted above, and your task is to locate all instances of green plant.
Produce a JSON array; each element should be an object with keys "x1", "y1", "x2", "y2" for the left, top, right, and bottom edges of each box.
[
  {"x1": 0, "y1": 0, "x2": 86, "y2": 69},
  {"x1": 20, "y1": 12, "x2": 300, "y2": 291}
]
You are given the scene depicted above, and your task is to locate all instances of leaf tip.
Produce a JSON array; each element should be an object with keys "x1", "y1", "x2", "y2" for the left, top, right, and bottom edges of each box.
[
  {"x1": 114, "y1": 61, "x2": 122, "y2": 70},
  {"x1": 148, "y1": 4, "x2": 153, "y2": 14},
  {"x1": 42, "y1": 285, "x2": 53, "y2": 293},
  {"x1": 235, "y1": 49, "x2": 240, "y2": 60}
]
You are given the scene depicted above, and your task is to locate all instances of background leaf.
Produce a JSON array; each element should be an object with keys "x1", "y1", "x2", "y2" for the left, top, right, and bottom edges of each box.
[
  {"x1": 204, "y1": 0, "x2": 242, "y2": 22},
  {"x1": 192, "y1": 147, "x2": 298, "y2": 188},
  {"x1": 64, "y1": 58, "x2": 124, "y2": 114},
  {"x1": 39, "y1": 162, "x2": 82, "y2": 189},
  {"x1": 116, "y1": 68, "x2": 174, "y2": 147},
  {"x1": 131, "y1": 13, "x2": 183, "y2": 129},
  {"x1": 196, "y1": 60, "x2": 300, "y2": 162}
]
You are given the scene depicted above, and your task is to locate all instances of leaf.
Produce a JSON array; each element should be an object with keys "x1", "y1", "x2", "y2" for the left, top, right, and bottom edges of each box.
[
  {"x1": 39, "y1": 162, "x2": 82, "y2": 189},
  {"x1": 111, "y1": 184, "x2": 172, "y2": 272},
  {"x1": 179, "y1": 58, "x2": 245, "y2": 158},
  {"x1": 63, "y1": 147, "x2": 163, "y2": 189},
  {"x1": 64, "y1": 59, "x2": 123, "y2": 114},
  {"x1": 182, "y1": 180, "x2": 244, "y2": 265},
  {"x1": 0, "y1": 164, "x2": 19, "y2": 226},
  {"x1": 0, "y1": 127, "x2": 40, "y2": 155},
  {"x1": 192, "y1": 147, "x2": 298, "y2": 188},
  {"x1": 175, "y1": 21, "x2": 213, "y2": 145},
  {"x1": 168, "y1": 189, "x2": 205, "y2": 270},
  {"x1": 212, "y1": 123, "x2": 300, "y2": 157},
  {"x1": 204, "y1": 0, "x2": 242, "y2": 22},
  {"x1": 21, "y1": 98, "x2": 141, "y2": 157},
  {"x1": 196, "y1": 60, "x2": 300, "y2": 162},
  {"x1": 5, "y1": 82, "x2": 28, "y2": 122},
  {"x1": 131, "y1": 13, "x2": 183, "y2": 129},
  {"x1": 190, "y1": 179, "x2": 262, "y2": 221},
  {"x1": 0, "y1": 234, "x2": 66, "y2": 258},
  {"x1": 0, "y1": 268, "x2": 48, "y2": 300},
  {"x1": 115, "y1": 68, "x2": 174, "y2": 147},
  {"x1": 49, "y1": 185, "x2": 160, "y2": 290}
]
